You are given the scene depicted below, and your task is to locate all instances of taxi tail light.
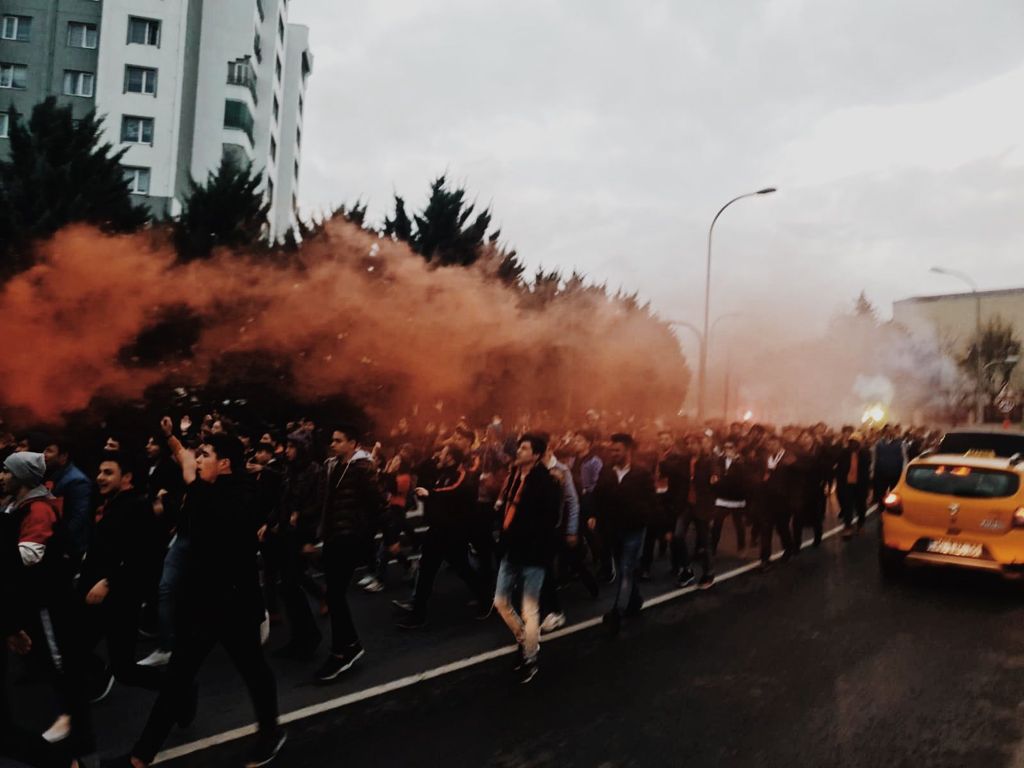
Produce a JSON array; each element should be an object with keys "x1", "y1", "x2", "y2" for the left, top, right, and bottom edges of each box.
[
  {"x1": 883, "y1": 492, "x2": 902, "y2": 516},
  {"x1": 1013, "y1": 507, "x2": 1024, "y2": 528}
]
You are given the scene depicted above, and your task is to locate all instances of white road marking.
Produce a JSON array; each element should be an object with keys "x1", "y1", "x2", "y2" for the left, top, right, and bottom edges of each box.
[{"x1": 154, "y1": 508, "x2": 875, "y2": 764}]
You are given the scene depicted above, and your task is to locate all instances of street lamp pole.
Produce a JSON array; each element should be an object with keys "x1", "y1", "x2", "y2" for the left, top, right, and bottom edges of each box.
[
  {"x1": 931, "y1": 266, "x2": 983, "y2": 424},
  {"x1": 699, "y1": 188, "x2": 776, "y2": 422}
]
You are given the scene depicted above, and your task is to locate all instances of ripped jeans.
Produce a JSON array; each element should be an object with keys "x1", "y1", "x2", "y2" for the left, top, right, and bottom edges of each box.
[{"x1": 493, "y1": 557, "x2": 546, "y2": 662}]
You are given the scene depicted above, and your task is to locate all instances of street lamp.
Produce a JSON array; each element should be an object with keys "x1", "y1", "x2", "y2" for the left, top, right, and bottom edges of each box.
[
  {"x1": 930, "y1": 266, "x2": 983, "y2": 424},
  {"x1": 699, "y1": 187, "x2": 776, "y2": 422},
  {"x1": 671, "y1": 312, "x2": 745, "y2": 420}
]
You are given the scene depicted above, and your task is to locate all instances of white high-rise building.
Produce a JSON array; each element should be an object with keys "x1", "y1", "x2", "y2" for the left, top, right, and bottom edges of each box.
[{"x1": 88, "y1": 0, "x2": 312, "y2": 241}]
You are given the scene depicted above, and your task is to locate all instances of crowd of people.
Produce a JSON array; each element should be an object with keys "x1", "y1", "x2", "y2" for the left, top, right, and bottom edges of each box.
[{"x1": 0, "y1": 408, "x2": 939, "y2": 768}]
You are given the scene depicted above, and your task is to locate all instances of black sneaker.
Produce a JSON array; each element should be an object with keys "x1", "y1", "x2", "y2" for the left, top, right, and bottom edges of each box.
[
  {"x1": 511, "y1": 644, "x2": 526, "y2": 672},
  {"x1": 396, "y1": 615, "x2": 427, "y2": 630},
  {"x1": 88, "y1": 668, "x2": 115, "y2": 704},
  {"x1": 519, "y1": 660, "x2": 538, "y2": 684},
  {"x1": 697, "y1": 574, "x2": 715, "y2": 590},
  {"x1": 391, "y1": 599, "x2": 415, "y2": 613},
  {"x1": 677, "y1": 569, "x2": 696, "y2": 588},
  {"x1": 315, "y1": 644, "x2": 364, "y2": 682},
  {"x1": 176, "y1": 682, "x2": 198, "y2": 728},
  {"x1": 244, "y1": 728, "x2": 287, "y2": 767}
]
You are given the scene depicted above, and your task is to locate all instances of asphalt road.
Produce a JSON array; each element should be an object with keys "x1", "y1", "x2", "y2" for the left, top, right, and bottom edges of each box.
[
  {"x1": 10, "y1": 510, "x2": 1024, "y2": 767},
  {"x1": 161, "y1": 516, "x2": 1024, "y2": 768}
]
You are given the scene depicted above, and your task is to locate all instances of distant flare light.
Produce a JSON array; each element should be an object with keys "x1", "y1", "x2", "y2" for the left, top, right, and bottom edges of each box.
[{"x1": 862, "y1": 405, "x2": 886, "y2": 425}]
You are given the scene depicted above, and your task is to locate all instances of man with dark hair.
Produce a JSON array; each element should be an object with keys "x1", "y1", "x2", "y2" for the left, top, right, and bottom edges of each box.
[
  {"x1": 394, "y1": 444, "x2": 489, "y2": 629},
  {"x1": 314, "y1": 425, "x2": 383, "y2": 682},
  {"x1": 102, "y1": 418, "x2": 284, "y2": 768},
  {"x1": 759, "y1": 434, "x2": 797, "y2": 569},
  {"x1": 42, "y1": 438, "x2": 92, "y2": 567},
  {"x1": 493, "y1": 434, "x2": 561, "y2": 684},
  {"x1": 593, "y1": 433, "x2": 657, "y2": 634},
  {"x1": 574, "y1": 429, "x2": 610, "y2": 582},
  {"x1": 66, "y1": 452, "x2": 164, "y2": 713}
]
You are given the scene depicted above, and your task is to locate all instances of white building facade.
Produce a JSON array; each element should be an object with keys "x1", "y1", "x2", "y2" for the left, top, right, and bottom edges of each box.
[{"x1": 87, "y1": 0, "x2": 311, "y2": 239}]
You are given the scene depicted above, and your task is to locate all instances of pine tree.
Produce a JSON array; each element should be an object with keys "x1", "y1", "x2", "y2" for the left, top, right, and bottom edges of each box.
[
  {"x1": 383, "y1": 195, "x2": 413, "y2": 243},
  {"x1": 173, "y1": 156, "x2": 268, "y2": 262},
  {"x1": 0, "y1": 98, "x2": 148, "y2": 277}
]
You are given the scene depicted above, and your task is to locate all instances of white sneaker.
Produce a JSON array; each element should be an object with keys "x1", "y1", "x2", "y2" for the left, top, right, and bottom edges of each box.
[
  {"x1": 138, "y1": 649, "x2": 172, "y2": 667},
  {"x1": 362, "y1": 577, "x2": 384, "y2": 593},
  {"x1": 42, "y1": 715, "x2": 71, "y2": 743},
  {"x1": 356, "y1": 574, "x2": 374, "y2": 588},
  {"x1": 540, "y1": 612, "x2": 567, "y2": 633}
]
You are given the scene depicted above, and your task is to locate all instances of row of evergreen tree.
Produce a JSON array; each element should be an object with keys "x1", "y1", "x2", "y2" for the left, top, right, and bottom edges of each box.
[{"x1": 0, "y1": 98, "x2": 655, "y2": 318}]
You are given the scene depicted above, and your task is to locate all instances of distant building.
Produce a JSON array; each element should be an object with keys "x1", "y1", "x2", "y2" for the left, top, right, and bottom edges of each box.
[
  {"x1": 893, "y1": 286, "x2": 1024, "y2": 420},
  {"x1": 0, "y1": 0, "x2": 312, "y2": 243}
]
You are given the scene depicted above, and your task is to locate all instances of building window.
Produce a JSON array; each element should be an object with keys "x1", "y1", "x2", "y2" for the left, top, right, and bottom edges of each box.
[
  {"x1": 278, "y1": 15, "x2": 285, "y2": 42},
  {"x1": 298, "y1": 94, "x2": 303, "y2": 116},
  {"x1": 272, "y1": 95, "x2": 279, "y2": 122},
  {"x1": 124, "y1": 167, "x2": 151, "y2": 195},
  {"x1": 267, "y1": 177, "x2": 274, "y2": 202},
  {"x1": 227, "y1": 57, "x2": 258, "y2": 103},
  {"x1": 294, "y1": 159, "x2": 299, "y2": 180},
  {"x1": 1, "y1": 15, "x2": 32, "y2": 42},
  {"x1": 224, "y1": 99, "x2": 254, "y2": 143},
  {"x1": 0, "y1": 63, "x2": 27, "y2": 90},
  {"x1": 125, "y1": 65, "x2": 158, "y2": 95},
  {"x1": 275, "y1": 55, "x2": 282, "y2": 81},
  {"x1": 295, "y1": 125, "x2": 301, "y2": 148},
  {"x1": 68, "y1": 22, "x2": 98, "y2": 49},
  {"x1": 270, "y1": 136, "x2": 277, "y2": 161},
  {"x1": 256, "y1": 0, "x2": 265, "y2": 22},
  {"x1": 127, "y1": 17, "x2": 161, "y2": 46},
  {"x1": 121, "y1": 115, "x2": 154, "y2": 144},
  {"x1": 0, "y1": 111, "x2": 9, "y2": 139},
  {"x1": 63, "y1": 70, "x2": 95, "y2": 97},
  {"x1": 254, "y1": 28, "x2": 262, "y2": 62}
]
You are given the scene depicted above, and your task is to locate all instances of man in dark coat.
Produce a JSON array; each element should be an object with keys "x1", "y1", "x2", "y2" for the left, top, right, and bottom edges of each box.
[
  {"x1": 493, "y1": 434, "x2": 562, "y2": 684},
  {"x1": 593, "y1": 433, "x2": 657, "y2": 634}
]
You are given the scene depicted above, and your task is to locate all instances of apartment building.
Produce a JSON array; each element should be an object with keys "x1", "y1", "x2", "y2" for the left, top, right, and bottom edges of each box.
[{"x1": 0, "y1": 0, "x2": 312, "y2": 241}]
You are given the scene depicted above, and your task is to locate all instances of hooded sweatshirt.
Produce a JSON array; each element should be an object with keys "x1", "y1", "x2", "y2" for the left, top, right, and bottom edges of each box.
[{"x1": 2, "y1": 452, "x2": 59, "y2": 566}]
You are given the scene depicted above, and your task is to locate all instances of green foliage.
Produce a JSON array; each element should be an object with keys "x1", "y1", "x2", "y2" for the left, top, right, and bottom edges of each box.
[
  {"x1": 853, "y1": 290, "x2": 878, "y2": 323},
  {"x1": 959, "y1": 316, "x2": 1021, "y2": 397},
  {"x1": 385, "y1": 176, "x2": 495, "y2": 266},
  {"x1": 173, "y1": 156, "x2": 268, "y2": 262},
  {"x1": 0, "y1": 98, "x2": 147, "y2": 277}
]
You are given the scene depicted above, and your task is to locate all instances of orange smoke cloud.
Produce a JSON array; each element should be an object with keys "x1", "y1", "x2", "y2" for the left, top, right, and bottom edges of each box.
[{"x1": 0, "y1": 221, "x2": 689, "y2": 427}]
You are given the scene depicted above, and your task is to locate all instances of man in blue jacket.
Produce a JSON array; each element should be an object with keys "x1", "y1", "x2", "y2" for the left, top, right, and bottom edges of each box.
[{"x1": 43, "y1": 438, "x2": 93, "y2": 566}]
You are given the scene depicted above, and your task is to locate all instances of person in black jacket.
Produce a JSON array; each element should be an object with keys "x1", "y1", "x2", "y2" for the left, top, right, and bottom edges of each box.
[
  {"x1": 836, "y1": 432, "x2": 871, "y2": 538},
  {"x1": 314, "y1": 425, "x2": 383, "y2": 683},
  {"x1": 268, "y1": 436, "x2": 323, "y2": 659},
  {"x1": 76, "y1": 452, "x2": 164, "y2": 701},
  {"x1": 102, "y1": 422, "x2": 284, "y2": 768},
  {"x1": 394, "y1": 444, "x2": 489, "y2": 629},
  {"x1": 493, "y1": 433, "x2": 561, "y2": 684},
  {"x1": 592, "y1": 433, "x2": 656, "y2": 634},
  {"x1": 759, "y1": 435, "x2": 797, "y2": 569},
  {"x1": 710, "y1": 440, "x2": 747, "y2": 558}
]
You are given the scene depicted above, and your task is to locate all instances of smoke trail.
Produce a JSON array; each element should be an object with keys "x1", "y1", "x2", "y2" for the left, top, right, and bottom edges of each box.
[{"x1": 0, "y1": 222, "x2": 690, "y2": 428}]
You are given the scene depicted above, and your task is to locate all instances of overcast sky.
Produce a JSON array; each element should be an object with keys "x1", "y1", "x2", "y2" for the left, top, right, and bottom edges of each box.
[{"x1": 289, "y1": 0, "x2": 1024, "y2": 348}]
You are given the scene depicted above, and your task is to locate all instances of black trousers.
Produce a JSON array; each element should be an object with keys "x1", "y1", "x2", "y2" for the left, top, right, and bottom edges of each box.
[
  {"x1": 469, "y1": 503, "x2": 498, "y2": 591},
  {"x1": 759, "y1": 498, "x2": 795, "y2": 564},
  {"x1": 1, "y1": 649, "x2": 66, "y2": 768},
  {"x1": 266, "y1": 529, "x2": 320, "y2": 646},
  {"x1": 80, "y1": 593, "x2": 163, "y2": 692},
  {"x1": 412, "y1": 528, "x2": 486, "y2": 619},
  {"x1": 792, "y1": 498, "x2": 824, "y2": 548},
  {"x1": 134, "y1": 614, "x2": 278, "y2": 763},
  {"x1": 837, "y1": 483, "x2": 868, "y2": 529},
  {"x1": 558, "y1": 537, "x2": 599, "y2": 597},
  {"x1": 711, "y1": 505, "x2": 747, "y2": 555},
  {"x1": 673, "y1": 513, "x2": 712, "y2": 576},
  {"x1": 323, "y1": 535, "x2": 365, "y2": 653}
]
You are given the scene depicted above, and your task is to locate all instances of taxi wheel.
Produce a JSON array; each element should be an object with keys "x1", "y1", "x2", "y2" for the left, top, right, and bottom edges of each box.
[{"x1": 879, "y1": 544, "x2": 905, "y2": 581}]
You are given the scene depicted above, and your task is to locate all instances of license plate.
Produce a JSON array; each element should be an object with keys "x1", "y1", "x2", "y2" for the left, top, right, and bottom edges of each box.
[{"x1": 926, "y1": 539, "x2": 983, "y2": 558}]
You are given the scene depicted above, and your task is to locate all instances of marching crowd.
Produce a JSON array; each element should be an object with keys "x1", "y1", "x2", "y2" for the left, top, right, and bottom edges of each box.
[{"x1": 0, "y1": 410, "x2": 938, "y2": 768}]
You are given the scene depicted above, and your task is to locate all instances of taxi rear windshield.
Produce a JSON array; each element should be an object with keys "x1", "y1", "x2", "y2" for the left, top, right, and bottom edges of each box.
[{"x1": 906, "y1": 465, "x2": 1021, "y2": 499}]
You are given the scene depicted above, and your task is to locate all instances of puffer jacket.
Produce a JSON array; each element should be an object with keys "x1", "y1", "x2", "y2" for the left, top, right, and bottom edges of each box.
[{"x1": 319, "y1": 450, "x2": 384, "y2": 542}]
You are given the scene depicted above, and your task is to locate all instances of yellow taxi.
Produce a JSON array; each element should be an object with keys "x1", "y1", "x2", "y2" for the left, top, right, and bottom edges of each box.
[{"x1": 879, "y1": 429, "x2": 1024, "y2": 579}]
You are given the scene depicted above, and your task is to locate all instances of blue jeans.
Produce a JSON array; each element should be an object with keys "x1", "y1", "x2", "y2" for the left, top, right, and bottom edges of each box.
[
  {"x1": 611, "y1": 528, "x2": 646, "y2": 615},
  {"x1": 157, "y1": 534, "x2": 189, "y2": 651},
  {"x1": 493, "y1": 557, "x2": 546, "y2": 661}
]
